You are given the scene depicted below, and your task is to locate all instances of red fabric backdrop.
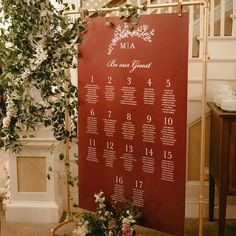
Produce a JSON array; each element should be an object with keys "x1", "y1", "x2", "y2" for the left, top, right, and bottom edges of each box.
[{"x1": 78, "y1": 13, "x2": 189, "y2": 236}]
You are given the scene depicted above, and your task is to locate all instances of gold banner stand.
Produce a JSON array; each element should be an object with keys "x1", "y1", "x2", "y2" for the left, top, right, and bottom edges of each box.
[{"x1": 50, "y1": 1, "x2": 209, "y2": 235}]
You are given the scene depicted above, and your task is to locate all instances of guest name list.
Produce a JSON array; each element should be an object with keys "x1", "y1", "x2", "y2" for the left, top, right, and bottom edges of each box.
[{"x1": 78, "y1": 14, "x2": 189, "y2": 236}]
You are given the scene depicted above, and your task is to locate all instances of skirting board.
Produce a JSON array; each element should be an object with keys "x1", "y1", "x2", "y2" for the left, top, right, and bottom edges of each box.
[
  {"x1": 5, "y1": 199, "x2": 63, "y2": 223},
  {"x1": 186, "y1": 181, "x2": 236, "y2": 219},
  {"x1": 69, "y1": 181, "x2": 236, "y2": 219}
]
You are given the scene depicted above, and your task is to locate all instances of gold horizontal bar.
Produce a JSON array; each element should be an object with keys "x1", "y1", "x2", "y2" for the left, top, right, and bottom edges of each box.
[{"x1": 65, "y1": 0, "x2": 206, "y2": 16}]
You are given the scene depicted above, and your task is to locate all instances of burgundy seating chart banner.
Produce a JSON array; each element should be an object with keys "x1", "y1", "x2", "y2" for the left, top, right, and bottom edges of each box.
[{"x1": 78, "y1": 13, "x2": 189, "y2": 236}]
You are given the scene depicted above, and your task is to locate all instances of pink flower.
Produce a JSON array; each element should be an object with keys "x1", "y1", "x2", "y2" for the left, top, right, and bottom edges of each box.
[{"x1": 121, "y1": 224, "x2": 133, "y2": 236}]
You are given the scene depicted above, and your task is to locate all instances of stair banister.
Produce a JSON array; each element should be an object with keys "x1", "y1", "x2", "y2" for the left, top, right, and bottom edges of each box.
[{"x1": 232, "y1": 0, "x2": 236, "y2": 36}]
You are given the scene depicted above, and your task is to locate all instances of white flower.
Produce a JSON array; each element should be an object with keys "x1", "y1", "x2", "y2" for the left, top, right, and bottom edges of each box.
[
  {"x1": 40, "y1": 10, "x2": 47, "y2": 17},
  {"x1": 122, "y1": 215, "x2": 136, "y2": 225},
  {"x1": 72, "y1": 225, "x2": 89, "y2": 236},
  {"x1": 94, "y1": 191, "x2": 104, "y2": 203},
  {"x1": 5, "y1": 42, "x2": 13, "y2": 48},
  {"x1": 2, "y1": 115, "x2": 11, "y2": 128},
  {"x1": 5, "y1": 94, "x2": 19, "y2": 118}
]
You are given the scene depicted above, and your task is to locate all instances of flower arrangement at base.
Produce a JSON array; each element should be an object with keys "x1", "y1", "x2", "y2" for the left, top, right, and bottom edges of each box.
[{"x1": 73, "y1": 191, "x2": 141, "y2": 236}]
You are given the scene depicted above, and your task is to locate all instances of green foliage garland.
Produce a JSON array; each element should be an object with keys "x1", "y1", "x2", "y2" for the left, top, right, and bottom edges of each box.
[{"x1": 0, "y1": 0, "x2": 84, "y2": 152}]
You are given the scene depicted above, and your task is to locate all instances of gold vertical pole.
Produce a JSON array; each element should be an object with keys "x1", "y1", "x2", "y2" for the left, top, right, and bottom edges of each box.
[
  {"x1": 199, "y1": 1, "x2": 209, "y2": 236},
  {"x1": 50, "y1": 61, "x2": 73, "y2": 236},
  {"x1": 61, "y1": 8, "x2": 72, "y2": 220},
  {"x1": 64, "y1": 70, "x2": 72, "y2": 219},
  {"x1": 50, "y1": 12, "x2": 73, "y2": 236}
]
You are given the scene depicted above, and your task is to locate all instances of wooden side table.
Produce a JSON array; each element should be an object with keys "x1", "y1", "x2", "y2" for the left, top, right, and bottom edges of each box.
[{"x1": 208, "y1": 102, "x2": 236, "y2": 236}]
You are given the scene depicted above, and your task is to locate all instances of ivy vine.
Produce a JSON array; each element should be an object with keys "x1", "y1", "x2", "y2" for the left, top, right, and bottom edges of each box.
[{"x1": 0, "y1": 0, "x2": 84, "y2": 152}]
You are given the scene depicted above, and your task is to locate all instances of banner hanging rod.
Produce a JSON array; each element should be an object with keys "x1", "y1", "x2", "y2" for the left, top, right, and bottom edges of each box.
[{"x1": 65, "y1": 0, "x2": 205, "y2": 15}]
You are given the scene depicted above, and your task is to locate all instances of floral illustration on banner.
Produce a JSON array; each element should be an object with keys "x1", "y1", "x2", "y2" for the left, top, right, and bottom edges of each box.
[
  {"x1": 73, "y1": 191, "x2": 141, "y2": 236},
  {"x1": 107, "y1": 23, "x2": 155, "y2": 55}
]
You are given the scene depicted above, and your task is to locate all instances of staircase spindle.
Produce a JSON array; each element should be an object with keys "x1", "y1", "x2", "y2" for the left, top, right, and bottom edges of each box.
[
  {"x1": 137, "y1": 0, "x2": 141, "y2": 14},
  {"x1": 147, "y1": 0, "x2": 151, "y2": 14},
  {"x1": 210, "y1": 0, "x2": 214, "y2": 36},
  {"x1": 157, "y1": 0, "x2": 161, "y2": 14},
  {"x1": 200, "y1": 3, "x2": 204, "y2": 39},
  {"x1": 168, "y1": 0, "x2": 172, "y2": 14},
  {"x1": 232, "y1": 0, "x2": 236, "y2": 36},
  {"x1": 221, "y1": 0, "x2": 225, "y2": 36},
  {"x1": 189, "y1": 0, "x2": 194, "y2": 58}
]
